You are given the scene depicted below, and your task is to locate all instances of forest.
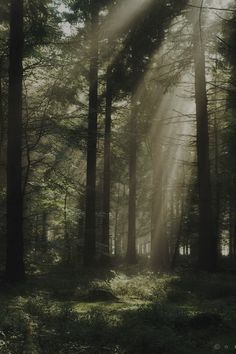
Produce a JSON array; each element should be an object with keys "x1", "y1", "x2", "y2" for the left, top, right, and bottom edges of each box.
[{"x1": 1, "y1": 0, "x2": 236, "y2": 353}]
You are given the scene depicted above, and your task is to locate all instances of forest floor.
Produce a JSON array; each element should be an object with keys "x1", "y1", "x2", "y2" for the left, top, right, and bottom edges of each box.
[{"x1": 0, "y1": 262, "x2": 236, "y2": 354}]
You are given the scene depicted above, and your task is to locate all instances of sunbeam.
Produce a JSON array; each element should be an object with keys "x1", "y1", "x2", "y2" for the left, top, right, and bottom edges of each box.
[{"x1": 99, "y1": 0, "x2": 154, "y2": 42}]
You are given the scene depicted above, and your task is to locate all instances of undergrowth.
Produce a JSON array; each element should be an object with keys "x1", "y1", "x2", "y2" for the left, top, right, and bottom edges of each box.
[{"x1": 0, "y1": 267, "x2": 235, "y2": 353}]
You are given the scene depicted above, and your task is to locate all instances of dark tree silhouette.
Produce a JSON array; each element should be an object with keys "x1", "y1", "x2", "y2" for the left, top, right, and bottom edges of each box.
[
  {"x1": 5, "y1": 0, "x2": 25, "y2": 281},
  {"x1": 84, "y1": 0, "x2": 99, "y2": 266},
  {"x1": 102, "y1": 66, "x2": 113, "y2": 264},
  {"x1": 193, "y1": 4, "x2": 217, "y2": 271}
]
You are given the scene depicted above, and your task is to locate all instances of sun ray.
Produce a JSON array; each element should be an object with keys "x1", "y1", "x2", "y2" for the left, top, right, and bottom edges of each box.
[{"x1": 99, "y1": 0, "x2": 154, "y2": 42}]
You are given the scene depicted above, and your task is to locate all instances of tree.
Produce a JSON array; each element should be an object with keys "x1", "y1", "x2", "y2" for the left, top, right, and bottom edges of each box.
[
  {"x1": 5, "y1": 0, "x2": 25, "y2": 281},
  {"x1": 83, "y1": 0, "x2": 99, "y2": 266},
  {"x1": 192, "y1": 2, "x2": 217, "y2": 271},
  {"x1": 101, "y1": 66, "x2": 113, "y2": 264},
  {"x1": 220, "y1": 2, "x2": 236, "y2": 258},
  {"x1": 126, "y1": 93, "x2": 138, "y2": 264}
]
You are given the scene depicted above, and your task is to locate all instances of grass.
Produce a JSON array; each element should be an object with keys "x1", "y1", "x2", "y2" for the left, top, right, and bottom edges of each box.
[{"x1": 0, "y1": 265, "x2": 236, "y2": 353}]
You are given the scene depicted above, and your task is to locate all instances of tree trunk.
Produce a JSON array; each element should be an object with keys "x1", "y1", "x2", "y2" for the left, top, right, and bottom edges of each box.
[
  {"x1": 233, "y1": 222, "x2": 236, "y2": 257},
  {"x1": 151, "y1": 171, "x2": 170, "y2": 271},
  {"x1": 0, "y1": 60, "x2": 6, "y2": 187},
  {"x1": 193, "y1": 6, "x2": 217, "y2": 271},
  {"x1": 5, "y1": 0, "x2": 25, "y2": 281},
  {"x1": 84, "y1": 1, "x2": 99, "y2": 266},
  {"x1": 0, "y1": 60, "x2": 4, "y2": 155},
  {"x1": 229, "y1": 198, "x2": 235, "y2": 257},
  {"x1": 101, "y1": 66, "x2": 113, "y2": 264},
  {"x1": 64, "y1": 190, "x2": 71, "y2": 264},
  {"x1": 213, "y1": 58, "x2": 221, "y2": 252},
  {"x1": 171, "y1": 199, "x2": 184, "y2": 270},
  {"x1": 126, "y1": 96, "x2": 137, "y2": 264},
  {"x1": 114, "y1": 184, "x2": 121, "y2": 257}
]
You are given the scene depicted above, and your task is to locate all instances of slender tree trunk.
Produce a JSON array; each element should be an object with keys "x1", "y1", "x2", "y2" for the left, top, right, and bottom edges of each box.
[
  {"x1": 0, "y1": 61, "x2": 4, "y2": 155},
  {"x1": 5, "y1": 0, "x2": 25, "y2": 281},
  {"x1": 101, "y1": 66, "x2": 113, "y2": 264},
  {"x1": 151, "y1": 171, "x2": 170, "y2": 271},
  {"x1": 126, "y1": 96, "x2": 137, "y2": 264},
  {"x1": 171, "y1": 198, "x2": 184, "y2": 270},
  {"x1": 114, "y1": 184, "x2": 121, "y2": 256},
  {"x1": 0, "y1": 61, "x2": 5, "y2": 186},
  {"x1": 169, "y1": 191, "x2": 175, "y2": 255},
  {"x1": 229, "y1": 209, "x2": 233, "y2": 257},
  {"x1": 233, "y1": 221, "x2": 236, "y2": 257},
  {"x1": 193, "y1": 6, "x2": 217, "y2": 271},
  {"x1": 229, "y1": 198, "x2": 235, "y2": 257},
  {"x1": 64, "y1": 190, "x2": 71, "y2": 264},
  {"x1": 213, "y1": 58, "x2": 221, "y2": 251},
  {"x1": 114, "y1": 208, "x2": 119, "y2": 257},
  {"x1": 84, "y1": 2, "x2": 99, "y2": 266},
  {"x1": 120, "y1": 184, "x2": 126, "y2": 256}
]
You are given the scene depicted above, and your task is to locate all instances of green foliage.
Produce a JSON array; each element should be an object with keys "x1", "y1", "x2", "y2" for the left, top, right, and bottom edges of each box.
[
  {"x1": 24, "y1": 0, "x2": 62, "y2": 55},
  {"x1": 1, "y1": 269, "x2": 236, "y2": 353}
]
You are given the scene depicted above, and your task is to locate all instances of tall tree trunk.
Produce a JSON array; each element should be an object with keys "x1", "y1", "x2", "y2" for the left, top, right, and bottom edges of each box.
[
  {"x1": 64, "y1": 190, "x2": 71, "y2": 264},
  {"x1": 0, "y1": 60, "x2": 4, "y2": 155},
  {"x1": 101, "y1": 66, "x2": 113, "y2": 264},
  {"x1": 84, "y1": 1, "x2": 99, "y2": 266},
  {"x1": 213, "y1": 57, "x2": 221, "y2": 251},
  {"x1": 5, "y1": 0, "x2": 25, "y2": 281},
  {"x1": 0, "y1": 60, "x2": 6, "y2": 187},
  {"x1": 193, "y1": 5, "x2": 217, "y2": 271},
  {"x1": 114, "y1": 184, "x2": 121, "y2": 257},
  {"x1": 126, "y1": 96, "x2": 137, "y2": 264}
]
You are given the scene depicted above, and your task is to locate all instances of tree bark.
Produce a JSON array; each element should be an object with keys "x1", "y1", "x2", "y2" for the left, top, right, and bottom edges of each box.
[
  {"x1": 229, "y1": 198, "x2": 236, "y2": 257},
  {"x1": 0, "y1": 60, "x2": 4, "y2": 155},
  {"x1": 126, "y1": 95, "x2": 137, "y2": 264},
  {"x1": 213, "y1": 58, "x2": 221, "y2": 251},
  {"x1": 84, "y1": 1, "x2": 99, "y2": 266},
  {"x1": 101, "y1": 66, "x2": 113, "y2": 264},
  {"x1": 151, "y1": 171, "x2": 170, "y2": 271},
  {"x1": 0, "y1": 60, "x2": 5, "y2": 186},
  {"x1": 193, "y1": 6, "x2": 217, "y2": 271},
  {"x1": 64, "y1": 190, "x2": 71, "y2": 264},
  {"x1": 114, "y1": 184, "x2": 121, "y2": 257},
  {"x1": 5, "y1": 0, "x2": 25, "y2": 281}
]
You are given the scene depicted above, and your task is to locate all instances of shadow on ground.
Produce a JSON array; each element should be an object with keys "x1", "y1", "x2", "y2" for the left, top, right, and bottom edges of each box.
[{"x1": 0, "y1": 264, "x2": 236, "y2": 353}]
